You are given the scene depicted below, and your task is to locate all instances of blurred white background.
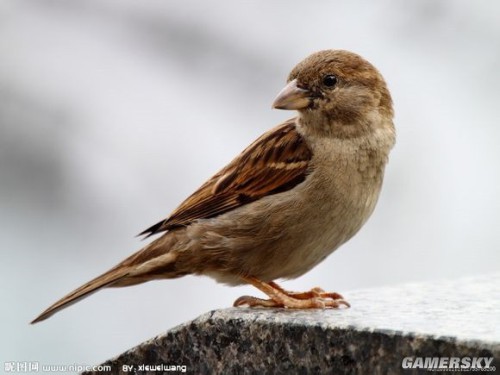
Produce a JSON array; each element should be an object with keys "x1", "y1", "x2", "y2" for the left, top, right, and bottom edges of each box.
[{"x1": 1, "y1": 0, "x2": 499, "y2": 367}]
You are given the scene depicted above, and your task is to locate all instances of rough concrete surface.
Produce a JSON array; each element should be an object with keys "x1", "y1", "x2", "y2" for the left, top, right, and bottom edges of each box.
[{"x1": 85, "y1": 274, "x2": 500, "y2": 374}]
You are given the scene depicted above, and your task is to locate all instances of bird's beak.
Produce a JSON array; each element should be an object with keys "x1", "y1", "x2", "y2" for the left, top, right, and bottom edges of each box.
[{"x1": 272, "y1": 79, "x2": 311, "y2": 110}]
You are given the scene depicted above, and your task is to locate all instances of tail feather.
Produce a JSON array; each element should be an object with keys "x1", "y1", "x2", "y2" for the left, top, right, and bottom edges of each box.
[
  {"x1": 31, "y1": 234, "x2": 181, "y2": 324},
  {"x1": 30, "y1": 266, "x2": 130, "y2": 324}
]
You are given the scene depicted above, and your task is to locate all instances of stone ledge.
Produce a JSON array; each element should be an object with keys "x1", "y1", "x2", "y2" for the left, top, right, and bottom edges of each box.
[{"x1": 86, "y1": 274, "x2": 500, "y2": 374}]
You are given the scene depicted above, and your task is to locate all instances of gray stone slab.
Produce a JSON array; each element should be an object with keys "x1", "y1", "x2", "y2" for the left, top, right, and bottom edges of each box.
[{"x1": 86, "y1": 274, "x2": 500, "y2": 374}]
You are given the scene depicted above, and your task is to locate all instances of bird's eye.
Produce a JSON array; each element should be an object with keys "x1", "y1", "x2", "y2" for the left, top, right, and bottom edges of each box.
[{"x1": 322, "y1": 75, "x2": 337, "y2": 87}]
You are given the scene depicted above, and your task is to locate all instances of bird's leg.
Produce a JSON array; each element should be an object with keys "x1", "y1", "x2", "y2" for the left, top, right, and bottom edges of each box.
[{"x1": 233, "y1": 276, "x2": 350, "y2": 309}]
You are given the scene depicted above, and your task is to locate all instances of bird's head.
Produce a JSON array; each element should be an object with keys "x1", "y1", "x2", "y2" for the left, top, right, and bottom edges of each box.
[{"x1": 273, "y1": 50, "x2": 394, "y2": 138}]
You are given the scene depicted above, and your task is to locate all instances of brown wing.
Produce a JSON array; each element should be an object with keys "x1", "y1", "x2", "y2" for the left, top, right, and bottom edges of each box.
[{"x1": 139, "y1": 118, "x2": 312, "y2": 237}]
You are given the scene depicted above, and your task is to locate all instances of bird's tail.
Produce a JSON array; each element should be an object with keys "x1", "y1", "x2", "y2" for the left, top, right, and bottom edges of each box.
[
  {"x1": 31, "y1": 234, "x2": 180, "y2": 324},
  {"x1": 30, "y1": 265, "x2": 131, "y2": 324}
]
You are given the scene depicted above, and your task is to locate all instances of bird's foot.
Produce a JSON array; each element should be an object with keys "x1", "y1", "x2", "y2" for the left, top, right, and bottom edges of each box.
[{"x1": 233, "y1": 277, "x2": 350, "y2": 309}]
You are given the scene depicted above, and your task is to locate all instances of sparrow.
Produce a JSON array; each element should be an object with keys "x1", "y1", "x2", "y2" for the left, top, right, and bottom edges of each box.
[{"x1": 32, "y1": 49, "x2": 395, "y2": 324}]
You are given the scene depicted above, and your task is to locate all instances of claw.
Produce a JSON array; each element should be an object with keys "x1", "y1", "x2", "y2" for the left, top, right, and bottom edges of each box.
[
  {"x1": 233, "y1": 295, "x2": 282, "y2": 308},
  {"x1": 233, "y1": 277, "x2": 350, "y2": 310}
]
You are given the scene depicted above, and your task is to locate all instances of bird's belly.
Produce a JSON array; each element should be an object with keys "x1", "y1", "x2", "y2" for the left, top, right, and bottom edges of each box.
[{"x1": 263, "y1": 190, "x2": 374, "y2": 280}]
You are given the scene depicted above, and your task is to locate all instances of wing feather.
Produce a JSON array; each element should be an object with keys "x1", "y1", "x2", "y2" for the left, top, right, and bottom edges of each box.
[{"x1": 139, "y1": 118, "x2": 311, "y2": 237}]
